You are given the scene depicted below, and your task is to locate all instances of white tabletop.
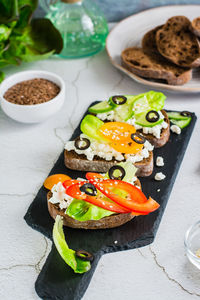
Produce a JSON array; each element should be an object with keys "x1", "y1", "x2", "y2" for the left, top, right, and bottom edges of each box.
[{"x1": 1, "y1": 48, "x2": 200, "y2": 300}]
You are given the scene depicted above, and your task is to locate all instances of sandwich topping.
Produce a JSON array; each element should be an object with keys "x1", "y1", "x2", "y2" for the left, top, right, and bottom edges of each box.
[
  {"x1": 90, "y1": 91, "x2": 169, "y2": 139},
  {"x1": 127, "y1": 112, "x2": 168, "y2": 139},
  {"x1": 65, "y1": 133, "x2": 153, "y2": 162},
  {"x1": 97, "y1": 110, "x2": 168, "y2": 139},
  {"x1": 49, "y1": 163, "x2": 160, "y2": 274},
  {"x1": 65, "y1": 115, "x2": 154, "y2": 162}
]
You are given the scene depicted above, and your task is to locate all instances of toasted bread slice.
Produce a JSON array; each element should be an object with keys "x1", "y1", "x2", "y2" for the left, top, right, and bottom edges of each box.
[
  {"x1": 142, "y1": 25, "x2": 163, "y2": 55},
  {"x1": 156, "y1": 16, "x2": 200, "y2": 68},
  {"x1": 47, "y1": 183, "x2": 142, "y2": 229},
  {"x1": 64, "y1": 148, "x2": 153, "y2": 177},
  {"x1": 137, "y1": 110, "x2": 170, "y2": 148},
  {"x1": 190, "y1": 17, "x2": 200, "y2": 38},
  {"x1": 121, "y1": 47, "x2": 192, "y2": 85}
]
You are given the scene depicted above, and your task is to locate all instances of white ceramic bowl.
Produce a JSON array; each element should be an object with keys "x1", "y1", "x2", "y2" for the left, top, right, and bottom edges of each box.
[{"x1": 0, "y1": 70, "x2": 65, "y2": 123}]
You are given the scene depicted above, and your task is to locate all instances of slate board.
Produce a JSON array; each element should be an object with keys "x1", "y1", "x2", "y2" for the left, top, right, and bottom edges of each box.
[{"x1": 24, "y1": 104, "x2": 196, "y2": 300}]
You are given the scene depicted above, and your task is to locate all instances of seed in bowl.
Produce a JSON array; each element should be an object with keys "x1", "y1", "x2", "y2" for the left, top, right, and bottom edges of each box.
[{"x1": 3, "y1": 78, "x2": 60, "y2": 105}]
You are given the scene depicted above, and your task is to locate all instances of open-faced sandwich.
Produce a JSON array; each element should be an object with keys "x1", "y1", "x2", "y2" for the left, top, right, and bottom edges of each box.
[
  {"x1": 45, "y1": 162, "x2": 160, "y2": 230},
  {"x1": 44, "y1": 163, "x2": 160, "y2": 274},
  {"x1": 88, "y1": 91, "x2": 170, "y2": 148},
  {"x1": 64, "y1": 114, "x2": 154, "y2": 176}
]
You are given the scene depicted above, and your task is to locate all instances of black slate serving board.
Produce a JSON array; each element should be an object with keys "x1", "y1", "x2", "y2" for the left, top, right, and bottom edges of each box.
[{"x1": 24, "y1": 104, "x2": 196, "y2": 300}]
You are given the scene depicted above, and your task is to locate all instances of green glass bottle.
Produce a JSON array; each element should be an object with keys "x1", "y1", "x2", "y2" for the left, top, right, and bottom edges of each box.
[{"x1": 40, "y1": 0, "x2": 109, "y2": 58}]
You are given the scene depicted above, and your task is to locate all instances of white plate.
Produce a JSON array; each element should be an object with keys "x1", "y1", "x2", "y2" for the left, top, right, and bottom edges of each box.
[{"x1": 106, "y1": 5, "x2": 200, "y2": 93}]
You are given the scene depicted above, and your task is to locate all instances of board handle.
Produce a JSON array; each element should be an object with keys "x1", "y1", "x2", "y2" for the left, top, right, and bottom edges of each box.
[{"x1": 35, "y1": 245, "x2": 102, "y2": 300}]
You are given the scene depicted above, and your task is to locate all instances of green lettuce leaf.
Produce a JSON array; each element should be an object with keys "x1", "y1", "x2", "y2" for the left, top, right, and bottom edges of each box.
[
  {"x1": 133, "y1": 91, "x2": 166, "y2": 115},
  {"x1": 53, "y1": 215, "x2": 91, "y2": 274},
  {"x1": 66, "y1": 199, "x2": 114, "y2": 222}
]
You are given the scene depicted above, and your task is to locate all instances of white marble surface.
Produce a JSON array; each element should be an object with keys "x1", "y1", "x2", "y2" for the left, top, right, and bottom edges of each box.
[{"x1": 1, "y1": 48, "x2": 200, "y2": 300}]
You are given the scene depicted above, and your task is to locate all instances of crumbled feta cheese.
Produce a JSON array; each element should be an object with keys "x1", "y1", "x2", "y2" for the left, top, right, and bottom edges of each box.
[
  {"x1": 144, "y1": 140, "x2": 154, "y2": 152},
  {"x1": 171, "y1": 125, "x2": 181, "y2": 134},
  {"x1": 97, "y1": 110, "x2": 121, "y2": 122},
  {"x1": 49, "y1": 182, "x2": 73, "y2": 209},
  {"x1": 156, "y1": 156, "x2": 164, "y2": 167},
  {"x1": 155, "y1": 172, "x2": 166, "y2": 181}
]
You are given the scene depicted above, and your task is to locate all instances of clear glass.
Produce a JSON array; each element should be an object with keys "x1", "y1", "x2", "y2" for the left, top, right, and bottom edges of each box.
[
  {"x1": 184, "y1": 220, "x2": 200, "y2": 269},
  {"x1": 40, "y1": 0, "x2": 108, "y2": 58}
]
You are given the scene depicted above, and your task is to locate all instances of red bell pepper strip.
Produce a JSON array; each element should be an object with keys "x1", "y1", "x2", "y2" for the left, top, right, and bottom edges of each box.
[
  {"x1": 63, "y1": 179, "x2": 85, "y2": 190},
  {"x1": 90, "y1": 179, "x2": 160, "y2": 213},
  {"x1": 86, "y1": 172, "x2": 104, "y2": 181},
  {"x1": 65, "y1": 181, "x2": 88, "y2": 200},
  {"x1": 66, "y1": 182, "x2": 131, "y2": 214}
]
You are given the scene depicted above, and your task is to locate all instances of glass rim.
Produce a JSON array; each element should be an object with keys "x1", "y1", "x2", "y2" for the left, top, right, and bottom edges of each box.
[{"x1": 184, "y1": 220, "x2": 200, "y2": 260}]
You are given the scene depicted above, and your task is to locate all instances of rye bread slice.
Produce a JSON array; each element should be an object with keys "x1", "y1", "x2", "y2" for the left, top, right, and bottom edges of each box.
[
  {"x1": 121, "y1": 47, "x2": 192, "y2": 85},
  {"x1": 142, "y1": 25, "x2": 163, "y2": 56},
  {"x1": 156, "y1": 16, "x2": 200, "y2": 68},
  {"x1": 64, "y1": 148, "x2": 153, "y2": 177},
  {"x1": 137, "y1": 110, "x2": 170, "y2": 148},
  {"x1": 190, "y1": 17, "x2": 200, "y2": 38},
  {"x1": 47, "y1": 188, "x2": 140, "y2": 229}
]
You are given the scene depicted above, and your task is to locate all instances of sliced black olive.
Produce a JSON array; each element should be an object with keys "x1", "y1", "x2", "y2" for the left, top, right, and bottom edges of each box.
[
  {"x1": 74, "y1": 137, "x2": 90, "y2": 150},
  {"x1": 111, "y1": 95, "x2": 127, "y2": 105},
  {"x1": 75, "y1": 249, "x2": 94, "y2": 262},
  {"x1": 131, "y1": 133, "x2": 146, "y2": 144},
  {"x1": 146, "y1": 110, "x2": 160, "y2": 123},
  {"x1": 80, "y1": 183, "x2": 97, "y2": 196},
  {"x1": 108, "y1": 165, "x2": 126, "y2": 180},
  {"x1": 180, "y1": 111, "x2": 191, "y2": 117}
]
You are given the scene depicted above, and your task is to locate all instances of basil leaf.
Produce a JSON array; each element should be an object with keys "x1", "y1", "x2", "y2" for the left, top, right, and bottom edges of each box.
[{"x1": 53, "y1": 216, "x2": 91, "y2": 274}]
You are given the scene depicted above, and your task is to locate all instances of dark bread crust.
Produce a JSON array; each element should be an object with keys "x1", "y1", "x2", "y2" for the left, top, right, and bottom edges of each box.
[
  {"x1": 190, "y1": 17, "x2": 200, "y2": 38},
  {"x1": 47, "y1": 185, "x2": 143, "y2": 229},
  {"x1": 64, "y1": 149, "x2": 153, "y2": 177},
  {"x1": 121, "y1": 47, "x2": 192, "y2": 85},
  {"x1": 137, "y1": 110, "x2": 170, "y2": 148},
  {"x1": 156, "y1": 16, "x2": 200, "y2": 68}
]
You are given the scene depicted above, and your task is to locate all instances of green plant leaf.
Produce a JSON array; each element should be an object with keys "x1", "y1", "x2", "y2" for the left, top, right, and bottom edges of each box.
[
  {"x1": 53, "y1": 216, "x2": 91, "y2": 274},
  {"x1": 0, "y1": 25, "x2": 12, "y2": 42},
  {"x1": 0, "y1": 71, "x2": 5, "y2": 83},
  {"x1": 0, "y1": 0, "x2": 19, "y2": 24},
  {"x1": 16, "y1": 0, "x2": 38, "y2": 27},
  {"x1": 0, "y1": 1, "x2": 63, "y2": 71},
  {"x1": 29, "y1": 18, "x2": 63, "y2": 54}
]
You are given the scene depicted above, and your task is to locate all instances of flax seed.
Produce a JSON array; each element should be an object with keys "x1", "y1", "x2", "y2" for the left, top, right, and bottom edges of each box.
[{"x1": 4, "y1": 78, "x2": 60, "y2": 105}]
